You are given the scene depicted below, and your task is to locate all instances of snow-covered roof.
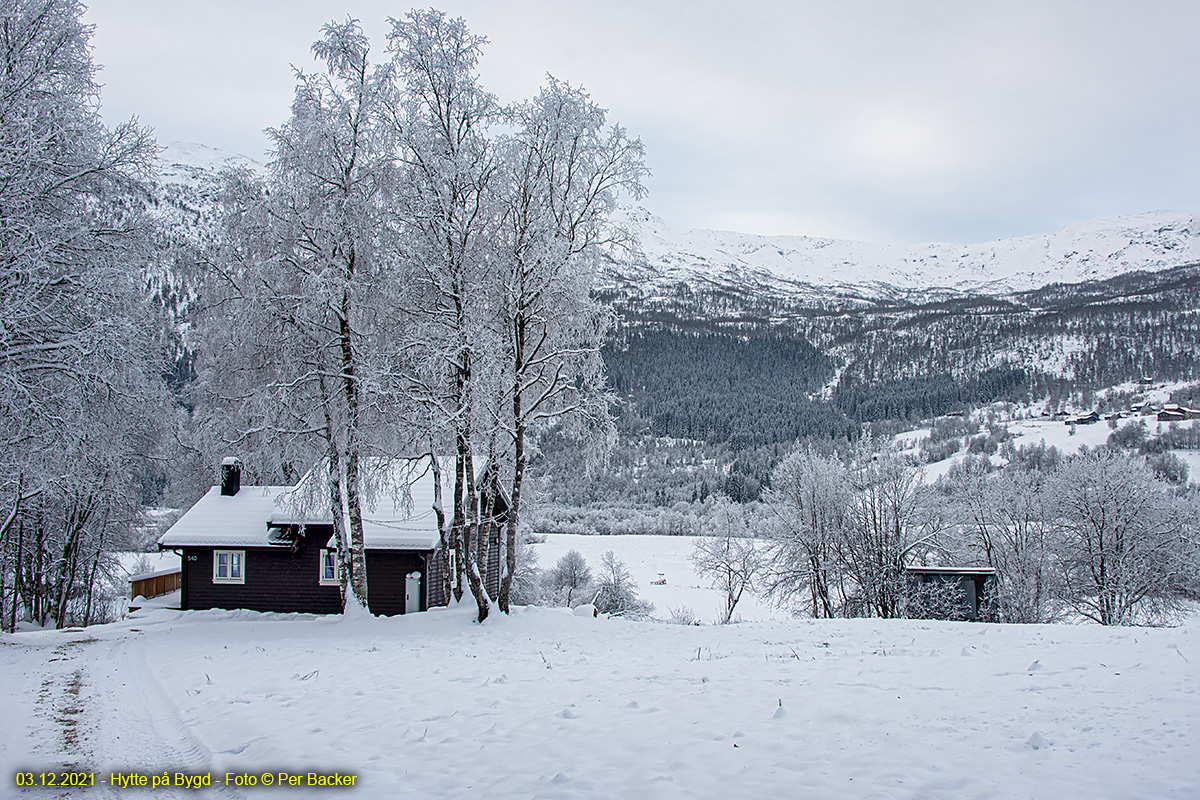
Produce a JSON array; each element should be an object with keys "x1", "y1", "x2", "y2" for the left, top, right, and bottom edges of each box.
[
  {"x1": 268, "y1": 464, "x2": 442, "y2": 551},
  {"x1": 905, "y1": 566, "x2": 997, "y2": 575},
  {"x1": 158, "y1": 462, "x2": 444, "y2": 551},
  {"x1": 158, "y1": 486, "x2": 292, "y2": 548},
  {"x1": 127, "y1": 567, "x2": 182, "y2": 581}
]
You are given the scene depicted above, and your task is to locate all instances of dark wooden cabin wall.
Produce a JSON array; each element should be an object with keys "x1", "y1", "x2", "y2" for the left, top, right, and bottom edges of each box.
[
  {"x1": 181, "y1": 545, "x2": 342, "y2": 614},
  {"x1": 364, "y1": 551, "x2": 426, "y2": 615}
]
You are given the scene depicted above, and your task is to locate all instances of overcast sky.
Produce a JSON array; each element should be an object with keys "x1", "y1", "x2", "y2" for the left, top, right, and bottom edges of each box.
[{"x1": 83, "y1": 0, "x2": 1200, "y2": 244}]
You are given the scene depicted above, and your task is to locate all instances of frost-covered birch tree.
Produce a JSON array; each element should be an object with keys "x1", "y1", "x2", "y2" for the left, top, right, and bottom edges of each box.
[
  {"x1": 492, "y1": 78, "x2": 647, "y2": 613},
  {"x1": 202, "y1": 18, "x2": 396, "y2": 611},
  {"x1": 761, "y1": 448, "x2": 847, "y2": 618},
  {"x1": 841, "y1": 441, "x2": 942, "y2": 618},
  {"x1": 945, "y1": 462, "x2": 1060, "y2": 623},
  {"x1": 0, "y1": 0, "x2": 163, "y2": 630},
  {"x1": 1048, "y1": 449, "x2": 1193, "y2": 625},
  {"x1": 547, "y1": 548, "x2": 592, "y2": 607},
  {"x1": 691, "y1": 500, "x2": 761, "y2": 623},
  {"x1": 388, "y1": 9, "x2": 502, "y2": 622},
  {"x1": 196, "y1": 11, "x2": 645, "y2": 623}
]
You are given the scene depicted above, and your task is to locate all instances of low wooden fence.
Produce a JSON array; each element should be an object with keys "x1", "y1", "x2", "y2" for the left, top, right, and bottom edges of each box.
[{"x1": 129, "y1": 569, "x2": 181, "y2": 600}]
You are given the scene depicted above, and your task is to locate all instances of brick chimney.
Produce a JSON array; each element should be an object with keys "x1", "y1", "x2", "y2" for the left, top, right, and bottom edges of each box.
[{"x1": 220, "y1": 457, "x2": 242, "y2": 496}]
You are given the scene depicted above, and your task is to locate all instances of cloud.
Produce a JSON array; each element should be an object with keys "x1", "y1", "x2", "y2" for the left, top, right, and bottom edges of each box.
[{"x1": 84, "y1": 0, "x2": 1200, "y2": 244}]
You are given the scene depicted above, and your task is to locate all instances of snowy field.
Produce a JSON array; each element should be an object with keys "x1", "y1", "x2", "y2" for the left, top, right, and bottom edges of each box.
[
  {"x1": 530, "y1": 533, "x2": 789, "y2": 623},
  {"x1": 2, "y1": 601, "x2": 1198, "y2": 798}
]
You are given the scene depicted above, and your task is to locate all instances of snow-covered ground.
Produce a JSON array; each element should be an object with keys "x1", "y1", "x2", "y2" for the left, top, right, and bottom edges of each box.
[
  {"x1": 921, "y1": 416, "x2": 1117, "y2": 483},
  {"x1": 6, "y1": 534, "x2": 1196, "y2": 797},
  {"x1": 530, "y1": 533, "x2": 789, "y2": 623},
  {"x1": 915, "y1": 408, "x2": 1199, "y2": 486},
  {"x1": 2, "y1": 603, "x2": 1197, "y2": 799}
]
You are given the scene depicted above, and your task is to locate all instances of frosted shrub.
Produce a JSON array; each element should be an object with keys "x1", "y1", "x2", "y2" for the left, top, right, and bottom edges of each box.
[
  {"x1": 546, "y1": 550, "x2": 593, "y2": 607},
  {"x1": 593, "y1": 551, "x2": 653, "y2": 618},
  {"x1": 904, "y1": 578, "x2": 971, "y2": 621},
  {"x1": 667, "y1": 605, "x2": 700, "y2": 625},
  {"x1": 1108, "y1": 421, "x2": 1148, "y2": 451},
  {"x1": 508, "y1": 540, "x2": 546, "y2": 606}
]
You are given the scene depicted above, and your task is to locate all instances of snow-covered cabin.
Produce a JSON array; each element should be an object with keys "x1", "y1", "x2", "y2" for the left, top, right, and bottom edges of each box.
[
  {"x1": 1157, "y1": 404, "x2": 1200, "y2": 422},
  {"x1": 158, "y1": 458, "x2": 504, "y2": 615}
]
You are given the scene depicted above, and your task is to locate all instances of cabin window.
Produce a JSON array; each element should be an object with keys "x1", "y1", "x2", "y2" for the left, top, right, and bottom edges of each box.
[
  {"x1": 319, "y1": 549, "x2": 340, "y2": 586},
  {"x1": 213, "y1": 550, "x2": 244, "y2": 584}
]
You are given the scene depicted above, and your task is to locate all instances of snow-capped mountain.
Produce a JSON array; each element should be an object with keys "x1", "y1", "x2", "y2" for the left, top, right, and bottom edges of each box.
[
  {"x1": 151, "y1": 142, "x2": 1197, "y2": 301},
  {"x1": 147, "y1": 143, "x2": 263, "y2": 250},
  {"x1": 610, "y1": 207, "x2": 1199, "y2": 299},
  {"x1": 146, "y1": 143, "x2": 1199, "y2": 450},
  {"x1": 156, "y1": 141, "x2": 263, "y2": 188}
]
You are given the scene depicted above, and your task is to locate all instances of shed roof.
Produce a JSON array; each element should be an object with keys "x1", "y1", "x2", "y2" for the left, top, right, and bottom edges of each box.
[{"x1": 905, "y1": 566, "x2": 997, "y2": 575}]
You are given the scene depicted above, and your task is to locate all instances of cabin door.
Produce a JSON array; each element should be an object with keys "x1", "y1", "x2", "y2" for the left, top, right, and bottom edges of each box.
[{"x1": 405, "y1": 571, "x2": 421, "y2": 614}]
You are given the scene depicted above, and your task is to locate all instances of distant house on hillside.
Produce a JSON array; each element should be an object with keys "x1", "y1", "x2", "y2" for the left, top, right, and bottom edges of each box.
[
  {"x1": 158, "y1": 457, "x2": 504, "y2": 615},
  {"x1": 1157, "y1": 404, "x2": 1200, "y2": 422},
  {"x1": 1064, "y1": 410, "x2": 1100, "y2": 426}
]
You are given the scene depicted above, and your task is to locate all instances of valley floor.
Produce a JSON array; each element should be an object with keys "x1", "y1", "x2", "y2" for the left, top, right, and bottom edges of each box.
[{"x1": 1, "y1": 604, "x2": 1197, "y2": 799}]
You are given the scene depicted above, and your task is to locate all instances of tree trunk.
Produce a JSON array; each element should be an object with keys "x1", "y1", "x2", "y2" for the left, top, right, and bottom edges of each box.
[
  {"x1": 499, "y1": 375, "x2": 526, "y2": 613},
  {"x1": 326, "y1": 436, "x2": 350, "y2": 610},
  {"x1": 337, "y1": 287, "x2": 369, "y2": 612},
  {"x1": 429, "y1": 452, "x2": 451, "y2": 608},
  {"x1": 459, "y1": 431, "x2": 489, "y2": 623},
  {"x1": 82, "y1": 541, "x2": 101, "y2": 627},
  {"x1": 10, "y1": 514, "x2": 24, "y2": 632},
  {"x1": 0, "y1": 513, "x2": 10, "y2": 633},
  {"x1": 451, "y1": 437, "x2": 466, "y2": 603}
]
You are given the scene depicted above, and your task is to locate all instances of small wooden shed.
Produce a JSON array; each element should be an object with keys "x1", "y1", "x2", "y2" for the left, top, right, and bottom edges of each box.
[{"x1": 904, "y1": 566, "x2": 996, "y2": 620}]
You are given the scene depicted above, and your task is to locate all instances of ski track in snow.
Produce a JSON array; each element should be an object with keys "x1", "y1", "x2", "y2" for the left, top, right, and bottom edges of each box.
[
  {"x1": 2, "y1": 624, "x2": 243, "y2": 800},
  {"x1": 3, "y1": 599, "x2": 1199, "y2": 799}
]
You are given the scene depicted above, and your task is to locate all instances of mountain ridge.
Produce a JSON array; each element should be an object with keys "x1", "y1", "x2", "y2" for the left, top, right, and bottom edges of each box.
[
  {"x1": 611, "y1": 206, "x2": 1199, "y2": 299},
  {"x1": 155, "y1": 141, "x2": 1198, "y2": 298}
]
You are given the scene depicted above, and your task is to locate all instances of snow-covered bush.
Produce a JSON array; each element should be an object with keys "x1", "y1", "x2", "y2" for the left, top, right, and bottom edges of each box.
[
  {"x1": 922, "y1": 437, "x2": 961, "y2": 464},
  {"x1": 667, "y1": 605, "x2": 700, "y2": 625},
  {"x1": 1108, "y1": 420, "x2": 1148, "y2": 451},
  {"x1": 1147, "y1": 452, "x2": 1189, "y2": 486},
  {"x1": 967, "y1": 433, "x2": 998, "y2": 455},
  {"x1": 546, "y1": 550, "x2": 593, "y2": 607},
  {"x1": 508, "y1": 539, "x2": 546, "y2": 606},
  {"x1": 592, "y1": 551, "x2": 652, "y2": 618}
]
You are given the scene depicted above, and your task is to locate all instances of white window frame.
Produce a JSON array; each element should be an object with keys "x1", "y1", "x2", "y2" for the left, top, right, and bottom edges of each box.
[
  {"x1": 213, "y1": 549, "x2": 245, "y2": 584},
  {"x1": 319, "y1": 549, "x2": 340, "y2": 586}
]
